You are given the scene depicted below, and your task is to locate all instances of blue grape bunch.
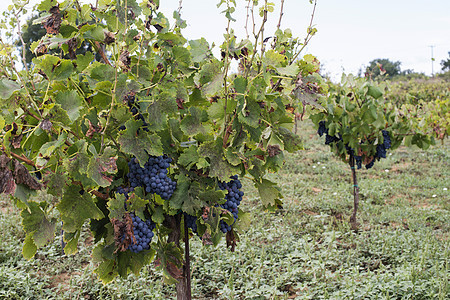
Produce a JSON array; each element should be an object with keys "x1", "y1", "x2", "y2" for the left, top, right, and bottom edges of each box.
[
  {"x1": 365, "y1": 130, "x2": 391, "y2": 169},
  {"x1": 318, "y1": 122, "x2": 392, "y2": 170},
  {"x1": 217, "y1": 175, "x2": 244, "y2": 233},
  {"x1": 185, "y1": 176, "x2": 244, "y2": 235},
  {"x1": 127, "y1": 156, "x2": 176, "y2": 200},
  {"x1": 318, "y1": 121, "x2": 342, "y2": 145},
  {"x1": 127, "y1": 213, "x2": 155, "y2": 253},
  {"x1": 184, "y1": 213, "x2": 198, "y2": 234},
  {"x1": 116, "y1": 188, "x2": 156, "y2": 253}
]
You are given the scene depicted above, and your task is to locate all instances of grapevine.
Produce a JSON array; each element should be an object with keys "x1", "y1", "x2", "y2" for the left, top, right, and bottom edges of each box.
[{"x1": 0, "y1": 0, "x2": 322, "y2": 298}]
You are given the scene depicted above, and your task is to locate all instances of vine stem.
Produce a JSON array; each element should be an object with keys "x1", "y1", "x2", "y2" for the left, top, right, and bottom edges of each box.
[
  {"x1": 184, "y1": 215, "x2": 192, "y2": 300},
  {"x1": 289, "y1": 0, "x2": 317, "y2": 64},
  {"x1": 14, "y1": 1, "x2": 36, "y2": 91},
  {"x1": 349, "y1": 153, "x2": 359, "y2": 227},
  {"x1": 244, "y1": 0, "x2": 251, "y2": 39},
  {"x1": 0, "y1": 37, "x2": 41, "y2": 117},
  {"x1": 9, "y1": 152, "x2": 35, "y2": 167},
  {"x1": 244, "y1": 5, "x2": 268, "y2": 78},
  {"x1": 277, "y1": 0, "x2": 285, "y2": 30}
]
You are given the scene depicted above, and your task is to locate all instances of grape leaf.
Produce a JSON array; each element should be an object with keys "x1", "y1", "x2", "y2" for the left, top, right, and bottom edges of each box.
[
  {"x1": 118, "y1": 119, "x2": 164, "y2": 166},
  {"x1": 198, "y1": 139, "x2": 233, "y2": 180},
  {"x1": 54, "y1": 90, "x2": 83, "y2": 123},
  {"x1": 58, "y1": 184, "x2": 104, "y2": 233},
  {"x1": 145, "y1": 92, "x2": 178, "y2": 131},
  {"x1": 0, "y1": 79, "x2": 21, "y2": 99},
  {"x1": 87, "y1": 147, "x2": 117, "y2": 187},
  {"x1": 255, "y1": 178, "x2": 282, "y2": 207},
  {"x1": 189, "y1": 38, "x2": 210, "y2": 63},
  {"x1": 180, "y1": 107, "x2": 212, "y2": 137},
  {"x1": 22, "y1": 233, "x2": 38, "y2": 260},
  {"x1": 276, "y1": 127, "x2": 303, "y2": 152},
  {"x1": 63, "y1": 230, "x2": 81, "y2": 255},
  {"x1": 21, "y1": 201, "x2": 56, "y2": 248},
  {"x1": 169, "y1": 172, "x2": 190, "y2": 210}
]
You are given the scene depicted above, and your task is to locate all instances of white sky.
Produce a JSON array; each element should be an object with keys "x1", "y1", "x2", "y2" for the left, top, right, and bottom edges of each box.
[{"x1": 2, "y1": 0, "x2": 450, "y2": 80}]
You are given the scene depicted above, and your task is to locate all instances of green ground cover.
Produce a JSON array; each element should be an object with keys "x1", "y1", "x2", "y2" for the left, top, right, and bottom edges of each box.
[{"x1": 1, "y1": 121, "x2": 448, "y2": 299}]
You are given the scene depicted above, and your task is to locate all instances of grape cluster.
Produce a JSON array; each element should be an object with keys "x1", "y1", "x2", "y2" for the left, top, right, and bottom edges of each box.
[
  {"x1": 318, "y1": 121, "x2": 342, "y2": 145},
  {"x1": 126, "y1": 213, "x2": 155, "y2": 253},
  {"x1": 217, "y1": 175, "x2": 244, "y2": 233},
  {"x1": 318, "y1": 122, "x2": 392, "y2": 170},
  {"x1": 184, "y1": 213, "x2": 198, "y2": 234},
  {"x1": 127, "y1": 156, "x2": 176, "y2": 200},
  {"x1": 365, "y1": 130, "x2": 391, "y2": 169}
]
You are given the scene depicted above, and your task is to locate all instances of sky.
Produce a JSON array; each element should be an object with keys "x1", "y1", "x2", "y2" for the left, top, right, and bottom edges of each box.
[{"x1": 1, "y1": 0, "x2": 449, "y2": 80}]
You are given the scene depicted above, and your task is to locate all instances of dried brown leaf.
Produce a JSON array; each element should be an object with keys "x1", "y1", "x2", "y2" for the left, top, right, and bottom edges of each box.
[
  {"x1": 43, "y1": 6, "x2": 62, "y2": 35},
  {"x1": 0, "y1": 155, "x2": 15, "y2": 194},
  {"x1": 13, "y1": 160, "x2": 42, "y2": 190}
]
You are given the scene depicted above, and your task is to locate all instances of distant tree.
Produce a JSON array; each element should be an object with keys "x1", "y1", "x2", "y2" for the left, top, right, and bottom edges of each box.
[
  {"x1": 441, "y1": 52, "x2": 450, "y2": 71},
  {"x1": 365, "y1": 58, "x2": 402, "y2": 79}
]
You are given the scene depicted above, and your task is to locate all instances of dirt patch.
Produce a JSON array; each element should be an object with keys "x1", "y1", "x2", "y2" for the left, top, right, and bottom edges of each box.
[{"x1": 311, "y1": 187, "x2": 322, "y2": 193}]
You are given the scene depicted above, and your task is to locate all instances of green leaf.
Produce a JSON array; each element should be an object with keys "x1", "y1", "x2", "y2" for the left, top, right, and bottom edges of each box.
[
  {"x1": 145, "y1": 92, "x2": 178, "y2": 132},
  {"x1": 90, "y1": 64, "x2": 115, "y2": 82},
  {"x1": 178, "y1": 146, "x2": 200, "y2": 170},
  {"x1": 21, "y1": 201, "x2": 56, "y2": 248},
  {"x1": 0, "y1": 78, "x2": 21, "y2": 99},
  {"x1": 169, "y1": 172, "x2": 190, "y2": 210},
  {"x1": 196, "y1": 61, "x2": 223, "y2": 97},
  {"x1": 108, "y1": 193, "x2": 127, "y2": 220},
  {"x1": 76, "y1": 52, "x2": 95, "y2": 72},
  {"x1": 95, "y1": 259, "x2": 118, "y2": 284},
  {"x1": 38, "y1": 132, "x2": 67, "y2": 158},
  {"x1": 58, "y1": 185, "x2": 104, "y2": 233},
  {"x1": 189, "y1": 38, "x2": 210, "y2": 63},
  {"x1": 152, "y1": 205, "x2": 165, "y2": 224},
  {"x1": 118, "y1": 119, "x2": 164, "y2": 166},
  {"x1": 233, "y1": 76, "x2": 248, "y2": 94},
  {"x1": 22, "y1": 233, "x2": 37, "y2": 260},
  {"x1": 276, "y1": 64, "x2": 299, "y2": 77},
  {"x1": 52, "y1": 60, "x2": 75, "y2": 81},
  {"x1": 255, "y1": 178, "x2": 282, "y2": 207},
  {"x1": 0, "y1": 115, "x2": 4, "y2": 131},
  {"x1": 233, "y1": 209, "x2": 252, "y2": 232},
  {"x1": 180, "y1": 107, "x2": 212, "y2": 137},
  {"x1": 208, "y1": 98, "x2": 237, "y2": 121},
  {"x1": 367, "y1": 85, "x2": 383, "y2": 99},
  {"x1": 263, "y1": 50, "x2": 285, "y2": 67},
  {"x1": 87, "y1": 147, "x2": 117, "y2": 187},
  {"x1": 276, "y1": 127, "x2": 303, "y2": 152},
  {"x1": 54, "y1": 90, "x2": 83, "y2": 123},
  {"x1": 198, "y1": 140, "x2": 234, "y2": 180},
  {"x1": 63, "y1": 230, "x2": 81, "y2": 255}
]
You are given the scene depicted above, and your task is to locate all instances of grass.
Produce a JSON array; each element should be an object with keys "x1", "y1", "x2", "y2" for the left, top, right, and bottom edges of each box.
[{"x1": 0, "y1": 120, "x2": 448, "y2": 299}]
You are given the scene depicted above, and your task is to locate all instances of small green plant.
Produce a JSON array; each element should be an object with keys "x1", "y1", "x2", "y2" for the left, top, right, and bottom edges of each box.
[{"x1": 310, "y1": 74, "x2": 434, "y2": 225}]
